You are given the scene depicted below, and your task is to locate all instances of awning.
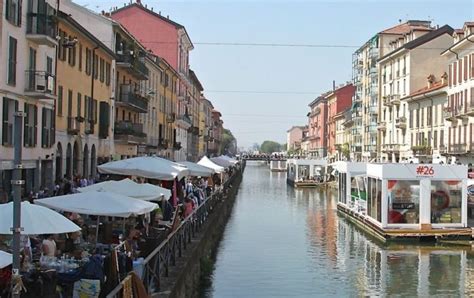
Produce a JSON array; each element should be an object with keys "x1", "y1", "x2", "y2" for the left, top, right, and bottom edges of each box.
[
  {"x1": 178, "y1": 161, "x2": 215, "y2": 177},
  {"x1": 198, "y1": 156, "x2": 225, "y2": 173},
  {"x1": 211, "y1": 157, "x2": 234, "y2": 168},
  {"x1": 0, "y1": 250, "x2": 12, "y2": 269}
]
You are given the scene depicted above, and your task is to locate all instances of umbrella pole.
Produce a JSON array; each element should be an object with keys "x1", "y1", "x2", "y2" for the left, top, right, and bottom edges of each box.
[
  {"x1": 11, "y1": 111, "x2": 24, "y2": 298},
  {"x1": 95, "y1": 216, "x2": 100, "y2": 244}
]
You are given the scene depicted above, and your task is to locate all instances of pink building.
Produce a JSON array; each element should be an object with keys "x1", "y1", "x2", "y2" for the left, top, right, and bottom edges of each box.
[
  {"x1": 308, "y1": 96, "x2": 328, "y2": 157},
  {"x1": 286, "y1": 126, "x2": 305, "y2": 152},
  {"x1": 326, "y1": 84, "x2": 355, "y2": 158}
]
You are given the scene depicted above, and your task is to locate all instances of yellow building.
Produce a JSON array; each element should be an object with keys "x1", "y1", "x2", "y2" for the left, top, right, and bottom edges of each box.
[
  {"x1": 55, "y1": 11, "x2": 115, "y2": 179},
  {"x1": 113, "y1": 25, "x2": 149, "y2": 159}
]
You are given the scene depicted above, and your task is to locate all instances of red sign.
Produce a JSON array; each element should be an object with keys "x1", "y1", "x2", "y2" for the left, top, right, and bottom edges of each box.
[{"x1": 416, "y1": 165, "x2": 435, "y2": 176}]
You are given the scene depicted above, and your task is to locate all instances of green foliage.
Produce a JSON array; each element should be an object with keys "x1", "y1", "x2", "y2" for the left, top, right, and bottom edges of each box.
[
  {"x1": 260, "y1": 140, "x2": 283, "y2": 154},
  {"x1": 220, "y1": 128, "x2": 237, "y2": 155}
]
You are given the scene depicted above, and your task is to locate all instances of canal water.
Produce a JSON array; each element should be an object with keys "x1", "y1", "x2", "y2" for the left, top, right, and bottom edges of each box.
[{"x1": 203, "y1": 161, "x2": 474, "y2": 297}]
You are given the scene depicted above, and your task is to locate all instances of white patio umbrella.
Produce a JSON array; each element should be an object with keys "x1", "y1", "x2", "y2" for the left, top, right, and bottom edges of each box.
[
  {"x1": 97, "y1": 156, "x2": 189, "y2": 180},
  {"x1": 0, "y1": 250, "x2": 12, "y2": 269},
  {"x1": 211, "y1": 157, "x2": 234, "y2": 168},
  {"x1": 178, "y1": 161, "x2": 215, "y2": 177},
  {"x1": 78, "y1": 179, "x2": 171, "y2": 201},
  {"x1": 198, "y1": 156, "x2": 225, "y2": 173},
  {"x1": 219, "y1": 155, "x2": 239, "y2": 164},
  {"x1": 0, "y1": 202, "x2": 81, "y2": 235},
  {"x1": 34, "y1": 191, "x2": 158, "y2": 218}
]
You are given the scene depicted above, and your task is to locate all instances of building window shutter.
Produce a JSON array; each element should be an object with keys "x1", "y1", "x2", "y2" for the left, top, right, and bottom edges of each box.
[
  {"x1": 8, "y1": 37, "x2": 17, "y2": 85},
  {"x1": 93, "y1": 99, "x2": 98, "y2": 123},
  {"x1": 41, "y1": 108, "x2": 46, "y2": 148},
  {"x1": 99, "y1": 102, "x2": 109, "y2": 139},
  {"x1": 33, "y1": 105, "x2": 37, "y2": 146},
  {"x1": 448, "y1": 64, "x2": 452, "y2": 87},
  {"x1": 23, "y1": 103, "x2": 28, "y2": 146},
  {"x1": 464, "y1": 56, "x2": 468, "y2": 81}
]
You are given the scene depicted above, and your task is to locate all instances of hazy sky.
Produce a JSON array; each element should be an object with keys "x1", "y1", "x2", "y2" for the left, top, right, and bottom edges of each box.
[{"x1": 75, "y1": 0, "x2": 473, "y2": 148}]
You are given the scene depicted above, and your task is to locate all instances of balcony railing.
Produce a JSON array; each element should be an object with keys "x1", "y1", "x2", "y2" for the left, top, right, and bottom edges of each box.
[
  {"x1": 390, "y1": 94, "x2": 401, "y2": 105},
  {"x1": 25, "y1": 71, "x2": 55, "y2": 99},
  {"x1": 116, "y1": 53, "x2": 149, "y2": 79},
  {"x1": 177, "y1": 114, "x2": 192, "y2": 125},
  {"x1": 114, "y1": 121, "x2": 146, "y2": 144},
  {"x1": 117, "y1": 84, "x2": 148, "y2": 113},
  {"x1": 395, "y1": 116, "x2": 407, "y2": 129},
  {"x1": 382, "y1": 143, "x2": 401, "y2": 152},
  {"x1": 411, "y1": 145, "x2": 432, "y2": 156},
  {"x1": 383, "y1": 96, "x2": 392, "y2": 106},
  {"x1": 449, "y1": 144, "x2": 468, "y2": 155},
  {"x1": 26, "y1": 11, "x2": 57, "y2": 47},
  {"x1": 67, "y1": 117, "x2": 80, "y2": 135},
  {"x1": 377, "y1": 122, "x2": 386, "y2": 130}
]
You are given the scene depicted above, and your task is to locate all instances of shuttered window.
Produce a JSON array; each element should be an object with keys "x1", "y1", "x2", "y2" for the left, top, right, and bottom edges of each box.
[
  {"x1": 2, "y1": 98, "x2": 17, "y2": 146},
  {"x1": 23, "y1": 103, "x2": 37, "y2": 147},
  {"x1": 7, "y1": 37, "x2": 17, "y2": 85}
]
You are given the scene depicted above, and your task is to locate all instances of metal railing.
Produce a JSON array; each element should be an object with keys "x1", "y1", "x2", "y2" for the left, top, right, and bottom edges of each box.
[
  {"x1": 117, "y1": 84, "x2": 148, "y2": 112},
  {"x1": 116, "y1": 53, "x2": 149, "y2": 78},
  {"x1": 25, "y1": 70, "x2": 55, "y2": 95},
  {"x1": 106, "y1": 171, "x2": 241, "y2": 297}
]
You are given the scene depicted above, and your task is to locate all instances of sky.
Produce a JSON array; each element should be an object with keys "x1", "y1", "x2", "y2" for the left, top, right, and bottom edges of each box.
[{"x1": 75, "y1": 0, "x2": 473, "y2": 148}]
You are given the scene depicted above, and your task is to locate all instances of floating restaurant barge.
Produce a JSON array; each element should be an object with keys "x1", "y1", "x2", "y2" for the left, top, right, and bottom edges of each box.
[
  {"x1": 335, "y1": 162, "x2": 472, "y2": 241},
  {"x1": 286, "y1": 159, "x2": 328, "y2": 187}
]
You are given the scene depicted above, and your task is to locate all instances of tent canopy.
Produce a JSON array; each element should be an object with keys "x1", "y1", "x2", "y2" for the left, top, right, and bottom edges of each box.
[
  {"x1": 178, "y1": 161, "x2": 215, "y2": 177},
  {"x1": 219, "y1": 155, "x2": 239, "y2": 164},
  {"x1": 78, "y1": 178, "x2": 171, "y2": 201},
  {"x1": 0, "y1": 250, "x2": 12, "y2": 269},
  {"x1": 35, "y1": 191, "x2": 158, "y2": 218},
  {"x1": 198, "y1": 156, "x2": 225, "y2": 173},
  {"x1": 0, "y1": 202, "x2": 81, "y2": 235},
  {"x1": 97, "y1": 156, "x2": 189, "y2": 181},
  {"x1": 211, "y1": 157, "x2": 234, "y2": 168}
]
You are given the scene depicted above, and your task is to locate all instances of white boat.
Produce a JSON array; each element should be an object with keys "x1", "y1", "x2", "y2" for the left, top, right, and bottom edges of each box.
[{"x1": 269, "y1": 159, "x2": 287, "y2": 172}]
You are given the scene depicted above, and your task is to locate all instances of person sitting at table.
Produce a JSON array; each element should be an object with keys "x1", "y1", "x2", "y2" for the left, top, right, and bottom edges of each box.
[
  {"x1": 41, "y1": 234, "x2": 57, "y2": 257},
  {"x1": 124, "y1": 228, "x2": 140, "y2": 258}
]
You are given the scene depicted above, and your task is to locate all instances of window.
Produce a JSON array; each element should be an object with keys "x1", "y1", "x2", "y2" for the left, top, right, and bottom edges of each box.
[
  {"x1": 471, "y1": 54, "x2": 474, "y2": 79},
  {"x1": 57, "y1": 86, "x2": 63, "y2": 116},
  {"x1": 67, "y1": 36, "x2": 75, "y2": 66},
  {"x1": 464, "y1": 56, "x2": 468, "y2": 81},
  {"x1": 434, "y1": 130, "x2": 438, "y2": 148},
  {"x1": 23, "y1": 103, "x2": 37, "y2": 147},
  {"x1": 453, "y1": 62, "x2": 457, "y2": 84},
  {"x1": 105, "y1": 62, "x2": 111, "y2": 86},
  {"x1": 47, "y1": 57, "x2": 53, "y2": 74},
  {"x1": 85, "y1": 48, "x2": 91, "y2": 76},
  {"x1": 2, "y1": 98, "x2": 17, "y2": 146},
  {"x1": 431, "y1": 181, "x2": 462, "y2": 224},
  {"x1": 387, "y1": 180, "x2": 420, "y2": 224},
  {"x1": 440, "y1": 129, "x2": 444, "y2": 146},
  {"x1": 93, "y1": 53, "x2": 98, "y2": 79},
  {"x1": 99, "y1": 58, "x2": 105, "y2": 83},
  {"x1": 448, "y1": 64, "x2": 452, "y2": 87},
  {"x1": 427, "y1": 106, "x2": 432, "y2": 125},
  {"x1": 67, "y1": 90, "x2": 73, "y2": 117},
  {"x1": 41, "y1": 108, "x2": 54, "y2": 148},
  {"x1": 409, "y1": 110, "x2": 413, "y2": 128},
  {"x1": 458, "y1": 59, "x2": 462, "y2": 84},
  {"x1": 84, "y1": 96, "x2": 90, "y2": 120},
  {"x1": 420, "y1": 108, "x2": 424, "y2": 128},
  {"x1": 93, "y1": 99, "x2": 98, "y2": 123},
  {"x1": 58, "y1": 30, "x2": 67, "y2": 61},
  {"x1": 77, "y1": 93, "x2": 82, "y2": 118},
  {"x1": 5, "y1": 0, "x2": 21, "y2": 26},
  {"x1": 7, "y1": 37, "x2": 17, "y2": 85},
  {"x1": 78, "y1": 44, "x2": 83, "y2": 71}
]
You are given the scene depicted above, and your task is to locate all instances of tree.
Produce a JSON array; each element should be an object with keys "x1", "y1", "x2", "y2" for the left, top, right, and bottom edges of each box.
[
  {"x1": 220, "y1": 128, "x2": 237, "y2": 156},
  {"x1": 260, "y1": 140, "x2": 283, "y2": 154}
]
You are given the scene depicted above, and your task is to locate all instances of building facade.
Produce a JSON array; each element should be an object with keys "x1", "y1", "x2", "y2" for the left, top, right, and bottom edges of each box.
[
  {"x1": 307, "y1": 96, "x2": 328, "y2": 157},
  {"x1": 352, "y1": 20, "x2": 434, "y2": 161},
  {"x1": 378, "y1": 25, "x2": 453, "y2": 162},
  {"x1": 286, "y1": 126, "x2": 305, "y2": 153},
  {"x1": 326, "y1": 83, "x2": 355, "y2": 159},
  {"x1": 188, "y1": 69, "x2": 203, "y2": 161},
  {"x1": 442, "y1": 22, "x2": 474, "y2": 165},
  {"x1": 0, "y1": 0, "x2": 58, "y2": 196},
  {"x1": 208, "y1": 110, "x2": 223, "y2": 156},
  {"x1": 55, "y1": 11, "x2": 115, "y2": 181}
]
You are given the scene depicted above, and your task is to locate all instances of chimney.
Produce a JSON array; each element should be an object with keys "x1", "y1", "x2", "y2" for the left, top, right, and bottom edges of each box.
[
  {"x1": 332, "y1": 80, "x2": 336, "y2": 91},
  {"x1": 167, "y1": 15, "x2": 169, "y2": 19},
  {"x1": 441, "y1": 72, "x2": 448, "y2": 85},
  {"x1": 427, "y1": 74, "x2": 435, "y2": 88}
]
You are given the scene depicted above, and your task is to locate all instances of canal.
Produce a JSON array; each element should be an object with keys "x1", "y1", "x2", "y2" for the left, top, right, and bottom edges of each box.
[{"x1": 203, "y1": 161, "x2": 474, "y2": 297}]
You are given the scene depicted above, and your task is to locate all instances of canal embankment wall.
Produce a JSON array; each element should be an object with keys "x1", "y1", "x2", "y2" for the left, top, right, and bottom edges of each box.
[{"x1": 154, "y1": 165, "x2": 245, "y2": 298}]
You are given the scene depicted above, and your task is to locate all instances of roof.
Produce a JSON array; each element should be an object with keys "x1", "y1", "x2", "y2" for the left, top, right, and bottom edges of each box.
[
  {"x1": 286, "y1": 126, "x2": 305, "y2": 133},
  {"x1": 212, "y1": 110, "x2": 222, "y2": 117},
  {"x1": 57, "y1": 11, "x2": 116, "y2": 58},
  {"x1": 189, "y1": 69, "x2": 204, "y2": 91},
  {"x1": 379, "y1": 20, "x2": 432, "y2": 35},
  {"x1": 379, "y1": 25, "x2": 454, "y2": 62},
  {"x1": 405, "y1": 80, "x2": 447, "y2": 99},
  {"x1": 110, "y1": 2, "x2": 193, "y2": 48},
  {"x1": 441, "y1": 32, "x2": 474, "y2": 55}
]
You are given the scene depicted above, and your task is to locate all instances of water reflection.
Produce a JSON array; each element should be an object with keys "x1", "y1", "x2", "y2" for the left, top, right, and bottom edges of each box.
[{"x1": 206, "y1": 162, "x2": 474, "y2": 297}]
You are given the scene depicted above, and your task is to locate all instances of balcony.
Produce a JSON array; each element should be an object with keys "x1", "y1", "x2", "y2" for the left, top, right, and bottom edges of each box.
[
  {"x1": 24, "y1": 71, "x2": 55, "y2": 99},
  {"x1": 395, "y1": 116, "x2": 407, "y2": 129},
  {"x1": 383, "y1": 96, "x2": 392, "y2": 106},
  {"x1": 411, "y1": 145, "x2": 432, "y2": 156},
  {"x1": 114, "y1": 121, "x2": 146, "y2": 144},
  {"x1": 382, "y1": 143, "x2": 401, "y2": 153},
  {"x1": 368, "y1": 105, "x2": 378, "y2": 115},
  {"x1": 167, "y1": 113, "x2": 176, "y2": 123},
  {"x1": 117, "y1": 84, "x2": 148, "y2": 113},
  {"x1": 466, "y1": 105, "x2": 474, "y2": 116},
  {"x1": 177, "y1": 114, "x2": 191, "y2": 124},
  {"x1": 443, "y1": 107, "x2": 457, "y2": 122},
  {"x1": 26, "y1": 11, "x2": 57, "y2": 47},
  {"x1": 390, "y1": 94, "x2": 400, "y2": 105},
  {"x1": 449, "y1": 144, "x2": 468, "y2": 155},
  {"x1": 455, "y1": 105, "x2": 469, "y2": 119},
  {"x1": 67, "y1": 117, "x2": 80, "y2": 135},
  {"x1": 377, "y1": 122, "x2": 386, "y2": 131},
  {"x1": 116, "y1": 53, "x2": 149, "y2": 80}
]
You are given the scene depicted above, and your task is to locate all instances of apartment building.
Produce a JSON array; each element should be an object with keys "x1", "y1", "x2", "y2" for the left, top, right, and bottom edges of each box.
[
  {"x1": 352, "y1": 20, "x2": 434, "y2": 161},
  {"x1": 286, "y1": 126, "x2": 305, "y2": 153},
  {"x1": 335, "y1": 109, "x2": 352, "y2": 160},
  {"x1": 188, "y1": 70, "x2": 203, "y2": 162},
  {"x1": 0, "y1": 0, "x2": 57, "y2": 195},
  {"x1": 326, "y1": 83, "x2": 355, "y2": 160},
  {"x1": 442, "y1": 22, "x2": 474, "y2": 164},
  {"x1": 200, "y1": 97, "x2": 214, "y2": 157},
  {"x1": 378, "y1": 25, "x2": 454, "y2": 162},
  {"x1": 208, "y1": 110, "x2": 223, "y2": 156},
  {"x1": 307, "y1": 96, "x2": 328, "y2": 158},
  {"x1": 55, "y1": 11, "x2": 114, "y2": 180},
  {"x1": 403, "y1": 74, "x2": 448, "y2": 163}
]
